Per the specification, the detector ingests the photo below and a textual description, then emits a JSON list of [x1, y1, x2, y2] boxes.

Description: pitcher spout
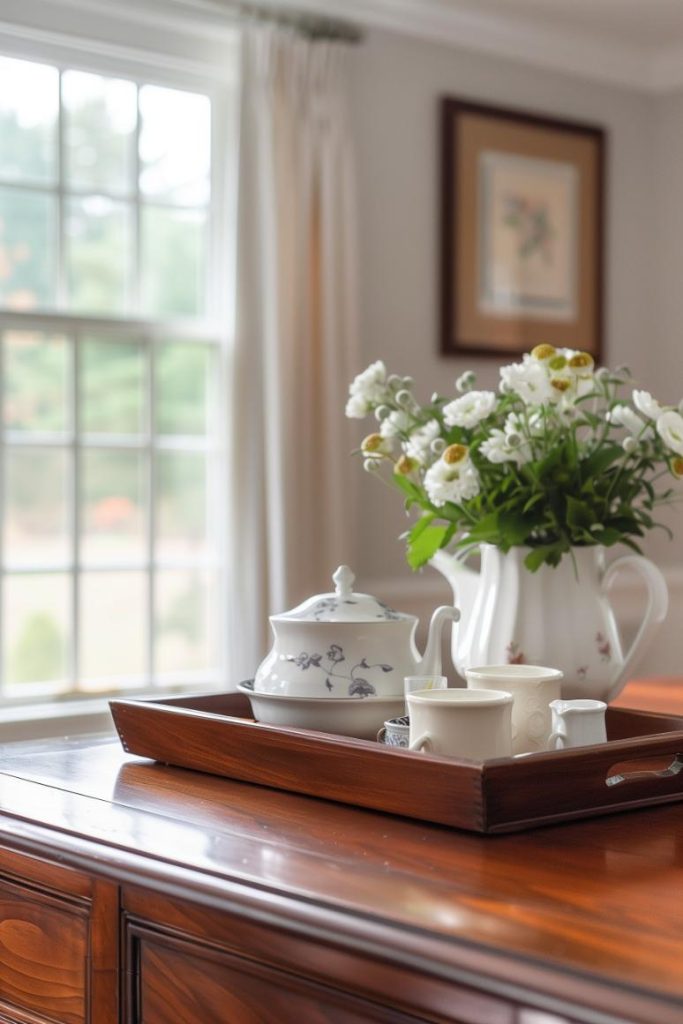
[[430, 549, 479, 636], [417, 604, 460, 677]]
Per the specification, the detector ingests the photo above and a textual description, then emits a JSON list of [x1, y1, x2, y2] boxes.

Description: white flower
[[556, 398, 580, 424], [455, 371, 476, 393], [527, 411, 545, 435], [424, 454, 480, 507], [499, 360, 553, 406], [633, 389, 664, 421], [607, 404, 649, 437], [361, 433, 393, 458], [622, 436, 638, 455], [504, 411, 530, 437], [480, 429, 531, 467], [379, 409, 411, 439], [404, 419, 441, 465], [657, 410, 683, 455], [345, 360, 388, 418], [443, 390, 496, 429], [346, 393, 370, 418]]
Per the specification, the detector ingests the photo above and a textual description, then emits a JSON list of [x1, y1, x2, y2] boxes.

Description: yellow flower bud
[[549, 355, 567, 371], [672, 457, 683, 478], [361, 433, 384, 453], [443, 443, 468, 465], [568, 351, 594, 370], [395, 454, 416, 476], [531, 344, 556, 361], [550, 378, 571, 392]]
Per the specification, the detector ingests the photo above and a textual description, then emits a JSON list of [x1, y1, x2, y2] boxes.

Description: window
[[0, 49, 229, 705]]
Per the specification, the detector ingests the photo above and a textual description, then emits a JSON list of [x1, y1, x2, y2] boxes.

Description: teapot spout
[[417, 605, 460, 677]]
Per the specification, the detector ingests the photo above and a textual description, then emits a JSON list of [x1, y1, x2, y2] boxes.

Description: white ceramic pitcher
[[549, 699, 607, 749], [431, 545, 668, 703]]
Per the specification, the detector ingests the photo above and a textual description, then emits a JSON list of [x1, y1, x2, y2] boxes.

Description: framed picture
[[440, 98, 605, 359]]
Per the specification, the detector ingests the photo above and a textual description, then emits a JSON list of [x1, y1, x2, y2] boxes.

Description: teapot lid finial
[[333, 565, 355, 600]]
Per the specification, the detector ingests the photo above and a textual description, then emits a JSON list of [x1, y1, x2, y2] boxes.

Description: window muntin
[[0, 50, 225, 704], [0, 54, 212, 319]]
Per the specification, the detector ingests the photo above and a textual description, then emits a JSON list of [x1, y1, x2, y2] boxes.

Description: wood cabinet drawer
[[0, 877, 88, 1024], [131, 929, 428, 1024]]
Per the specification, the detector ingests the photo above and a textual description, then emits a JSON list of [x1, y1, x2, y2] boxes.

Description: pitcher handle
[[602, 555, 668, 702], [548, 729, 566, 750]]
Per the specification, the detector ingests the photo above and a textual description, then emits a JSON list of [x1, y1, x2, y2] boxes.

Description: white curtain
[[227, 26, 360, 680]]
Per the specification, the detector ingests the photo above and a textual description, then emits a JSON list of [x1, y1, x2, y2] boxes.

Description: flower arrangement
[[346, 345, 683, 572]]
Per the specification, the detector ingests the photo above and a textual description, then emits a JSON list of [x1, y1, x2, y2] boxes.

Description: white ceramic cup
[[549, 699, 607, 749], [403, 674, 447, 713], [406, 688, 513, 761], [466, 664, 564, 755]]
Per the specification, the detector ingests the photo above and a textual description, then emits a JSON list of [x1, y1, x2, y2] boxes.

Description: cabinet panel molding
[[0, 877, 88, 1024], [127, 925, 432, 1024]]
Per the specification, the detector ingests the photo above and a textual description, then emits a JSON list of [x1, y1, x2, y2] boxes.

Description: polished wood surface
[[110, 693, 683, 833], [0, 877, 87, 1023], [133, 927, 426, 1023], [0, 849, 118, 1024], [0, 678, 680, 1024]]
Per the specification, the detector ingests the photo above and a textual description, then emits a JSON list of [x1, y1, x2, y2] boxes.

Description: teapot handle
[[601, 555, 668, 702]]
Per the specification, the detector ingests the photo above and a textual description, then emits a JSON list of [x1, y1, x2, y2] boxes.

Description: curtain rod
[[228, 0, 364, 42]]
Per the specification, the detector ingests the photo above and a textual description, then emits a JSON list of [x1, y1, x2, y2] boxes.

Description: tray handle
[[606, 752, 683, 788]]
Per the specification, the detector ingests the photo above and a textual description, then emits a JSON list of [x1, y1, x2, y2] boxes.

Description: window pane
[[139, 85, 210, 204], [3, 331, 70, 433], [65, 195, 131, 313], [63, 70, 136, 195], [0, 57, 58, 185], [157, 452, 207, 559], [81, 337, 145, 435], [79, 571, 146, 685], [156, 570, 215, 675], [4, 574, 70, 686], [141, 205, 205, 317], [156, 343, 211, 435], [81, 450, 146, 563], [4, 448, 70, 566], [0, 187, 57, 309]]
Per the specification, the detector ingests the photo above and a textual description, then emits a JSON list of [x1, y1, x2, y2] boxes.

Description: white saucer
[[237, 683, 404, 739]]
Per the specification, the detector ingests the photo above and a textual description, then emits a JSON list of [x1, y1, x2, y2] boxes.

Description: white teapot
[[254, 566, 459, 699]]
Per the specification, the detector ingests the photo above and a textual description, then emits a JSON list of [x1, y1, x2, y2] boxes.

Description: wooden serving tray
[[109, 692, 683, 834]]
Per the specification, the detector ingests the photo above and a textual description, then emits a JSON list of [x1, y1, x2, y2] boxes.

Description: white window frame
[[0, 2, 238, 734]]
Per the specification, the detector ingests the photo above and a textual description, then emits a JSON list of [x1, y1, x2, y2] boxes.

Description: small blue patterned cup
[[377, 714, 410, 747]]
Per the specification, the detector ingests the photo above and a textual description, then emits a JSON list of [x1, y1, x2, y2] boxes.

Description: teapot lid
[[276, 566, 413, 623]]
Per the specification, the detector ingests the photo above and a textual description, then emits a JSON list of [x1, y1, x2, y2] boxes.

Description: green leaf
[[524, 544, 564, 571], [589, 526, 622, 547], [392, 474, 422, 502], [407, 514, 435, 543], [580, 444, 623, 480], [459, 512, 500, 544], [566, 496, 594, 531], [498, 511, 536, 545], [407, 523, 452, 570]]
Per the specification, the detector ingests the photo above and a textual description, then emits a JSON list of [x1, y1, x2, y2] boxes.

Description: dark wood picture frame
[[440, 97, 606, 360]]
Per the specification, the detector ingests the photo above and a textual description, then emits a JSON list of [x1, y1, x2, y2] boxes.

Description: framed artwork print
[[440, 98, 605, 359]]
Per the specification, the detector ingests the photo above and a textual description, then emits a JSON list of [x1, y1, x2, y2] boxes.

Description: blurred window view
[[0, 55, 222, 702]]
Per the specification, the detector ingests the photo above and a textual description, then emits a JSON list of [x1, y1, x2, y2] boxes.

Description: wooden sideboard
[[0, 679, 681, 1024]]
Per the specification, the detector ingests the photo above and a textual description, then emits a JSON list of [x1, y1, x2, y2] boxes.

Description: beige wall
[[345, 28, 682, 672]]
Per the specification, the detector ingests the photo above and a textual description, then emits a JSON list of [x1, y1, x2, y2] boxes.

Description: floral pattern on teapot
[[307, 597, 401, 622], [286, 643, 393, 698]]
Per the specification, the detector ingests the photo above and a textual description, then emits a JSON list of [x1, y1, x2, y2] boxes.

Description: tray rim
[[109, 692, 683, 834], [109, 691, 683, 769]]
